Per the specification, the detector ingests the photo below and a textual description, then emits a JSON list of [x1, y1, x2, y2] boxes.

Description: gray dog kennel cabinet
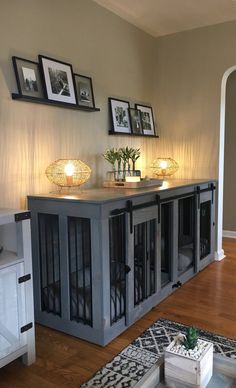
[[28, 179, 216, 346]]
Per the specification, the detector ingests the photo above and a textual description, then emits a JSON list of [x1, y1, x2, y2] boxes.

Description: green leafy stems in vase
[[102, 148, 119, 173], [102, 146, 141, 181]]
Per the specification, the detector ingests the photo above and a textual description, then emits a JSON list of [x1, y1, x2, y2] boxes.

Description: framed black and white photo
[[74, 74, 95, 108], [39, 55, 76, 104], [129, 108, 143, 134], [109, 98, 131, 134], [12, 56, 44, 98], [135, 104, 155, 136]]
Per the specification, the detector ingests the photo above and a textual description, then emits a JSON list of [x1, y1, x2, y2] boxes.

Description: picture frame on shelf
[[74, 74, 95, 109], [12, 56, 44, 98], [135, 104, 156, 136], [129, 108, 143, 135], [109, 98, 131, 134], [38, 55, 76, 104]]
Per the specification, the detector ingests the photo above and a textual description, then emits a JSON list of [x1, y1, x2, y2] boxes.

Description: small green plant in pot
[[183, 326, 199, 350], [165, 325, 213, 387]]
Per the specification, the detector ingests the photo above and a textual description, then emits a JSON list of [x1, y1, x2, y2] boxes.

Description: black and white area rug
[[81, 318, 236, 387]]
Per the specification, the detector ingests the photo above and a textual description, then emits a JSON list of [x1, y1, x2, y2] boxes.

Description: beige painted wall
[[154, 20, 236, 180], [2, 2, 236, 212], [223, 71, 236, 231], [0, 0, 158, 209]]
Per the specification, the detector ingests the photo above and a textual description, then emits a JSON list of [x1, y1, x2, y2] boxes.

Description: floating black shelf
[[11, 93, 100, 112], [108, 131, 159, 138]]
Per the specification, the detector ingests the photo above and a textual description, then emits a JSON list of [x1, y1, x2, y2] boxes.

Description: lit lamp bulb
[[160, 160, 168, 177], [64, 162, 75, 186]]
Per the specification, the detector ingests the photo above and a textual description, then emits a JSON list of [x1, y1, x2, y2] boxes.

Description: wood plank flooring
[[1, 238, 236, 387]]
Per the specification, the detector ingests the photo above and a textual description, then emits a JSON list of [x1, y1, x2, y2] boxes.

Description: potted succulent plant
[[164, 326, 213, 388]]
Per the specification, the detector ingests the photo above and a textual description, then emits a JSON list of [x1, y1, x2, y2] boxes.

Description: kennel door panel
[[109, 213, 127, 326], [160, 201, 174, 289], [126, 205, 159, 325], [198, 190, 215, 271], [177, 195, 196, 277]]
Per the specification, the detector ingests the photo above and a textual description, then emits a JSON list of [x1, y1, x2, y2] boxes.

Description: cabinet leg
[[22, 348, 36, 366], [22, 333, 36, 365]]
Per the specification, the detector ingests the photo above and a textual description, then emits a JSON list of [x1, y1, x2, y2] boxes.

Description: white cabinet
[[0, 209, 35, 368]]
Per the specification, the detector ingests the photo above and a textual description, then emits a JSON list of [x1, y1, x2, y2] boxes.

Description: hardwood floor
[[1, 238, 236, 387]]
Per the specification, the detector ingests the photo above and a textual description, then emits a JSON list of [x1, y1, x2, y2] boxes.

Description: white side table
[[0, 209, 35, 367]]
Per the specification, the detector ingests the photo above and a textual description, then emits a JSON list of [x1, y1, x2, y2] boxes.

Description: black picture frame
[[12, 56, 44, 98], [129, 108, 143, 134], [135, 104, 156, 136], [109, 97, 131, 134], [74, 74, 95, 108], [38, 55, 77, 105]]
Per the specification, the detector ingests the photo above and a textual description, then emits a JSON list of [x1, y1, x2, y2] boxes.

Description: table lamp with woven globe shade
[[151, 157, 179, 179], [45, 159, 91, 189]]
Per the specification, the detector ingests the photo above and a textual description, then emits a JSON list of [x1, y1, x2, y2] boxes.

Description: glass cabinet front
[[0, 264, 25, 359]]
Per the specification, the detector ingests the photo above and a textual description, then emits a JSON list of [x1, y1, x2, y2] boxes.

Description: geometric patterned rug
[[81, 318, 236, 387]]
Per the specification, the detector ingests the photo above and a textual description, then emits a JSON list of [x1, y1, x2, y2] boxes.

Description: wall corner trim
[[214, 249, 225, 261], [222, 230, 236, 238]]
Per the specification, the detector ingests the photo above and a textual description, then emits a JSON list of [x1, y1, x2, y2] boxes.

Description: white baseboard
[[223, 230, 236, 238], [215, 249, 225, 261]]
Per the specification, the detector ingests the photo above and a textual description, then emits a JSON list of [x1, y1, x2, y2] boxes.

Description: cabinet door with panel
[[0, 210, 35, 367], [197, 190, 215, 271], [109, 213, 127, 327], [126, 205, 159, 325], [160, 200, 175, 299], [177, 194, 197, 283], [160, 194, 197, 298], [0, 263, 26, 365]]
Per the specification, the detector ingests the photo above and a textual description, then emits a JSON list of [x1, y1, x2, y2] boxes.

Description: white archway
[[216, 65, 236, 260]]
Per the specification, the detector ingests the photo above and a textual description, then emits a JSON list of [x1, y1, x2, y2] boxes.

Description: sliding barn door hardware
[[110, 183, 216, 217]]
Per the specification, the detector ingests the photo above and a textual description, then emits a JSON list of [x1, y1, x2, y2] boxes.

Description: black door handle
[[172, 281, 182, 289], [125, 265, 131, 274]]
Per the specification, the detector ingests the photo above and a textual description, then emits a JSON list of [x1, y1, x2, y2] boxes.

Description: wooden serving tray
[[103, 179, 163, 189]]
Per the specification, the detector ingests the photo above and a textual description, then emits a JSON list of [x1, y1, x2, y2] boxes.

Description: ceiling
[[93, 0, 236, 37]]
